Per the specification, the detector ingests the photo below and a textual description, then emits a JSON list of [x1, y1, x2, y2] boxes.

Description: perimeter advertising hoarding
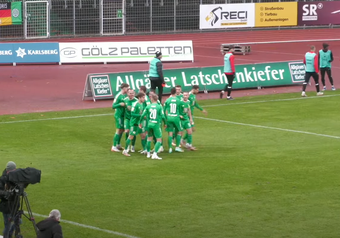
[[298, 1, 340, 25], [59, 41, 194, 63], [84, 61, 305, 101], [200, 3, 255, 29], [255, 2, 298, 27], [0, 42, 60, 64]]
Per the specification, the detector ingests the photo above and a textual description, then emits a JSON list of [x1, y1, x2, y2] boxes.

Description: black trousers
[[304, 72, 319, 84], [302, 72, 320, 92], [150, 79, 164, 102], [223, 74, 235, 96], [320, 67, 334, 86]]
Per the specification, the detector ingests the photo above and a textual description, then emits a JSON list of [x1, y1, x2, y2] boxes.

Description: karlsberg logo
[[60, 47, 77, 58], [15, 47, 59, 58], [205, 7, 222, 26], [16, 47, 26, 58]]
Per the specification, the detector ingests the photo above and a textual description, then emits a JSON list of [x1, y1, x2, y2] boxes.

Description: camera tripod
[[7, 185, 38, 238]]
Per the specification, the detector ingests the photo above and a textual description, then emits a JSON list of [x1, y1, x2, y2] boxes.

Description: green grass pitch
[[1, 91, 340, 238]]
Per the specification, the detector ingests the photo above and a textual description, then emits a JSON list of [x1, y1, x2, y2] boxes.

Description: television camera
[[0, 167, 41, 238]]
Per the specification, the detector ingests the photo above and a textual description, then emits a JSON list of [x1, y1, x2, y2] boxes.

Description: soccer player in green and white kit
[[181, 85, 208, 148], [179, 92, 196, 150], [164, 87, 184, 153], [188, 85, 208, 130], [139, 93, 166, 160], [122, 89, 138, 152], [111, 83, 129, 152], [122, 92, 146, 157], [170, 85, 183, 147]]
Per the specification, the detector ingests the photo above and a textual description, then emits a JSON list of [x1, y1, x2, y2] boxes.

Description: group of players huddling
[[110, 84, 207, 160]]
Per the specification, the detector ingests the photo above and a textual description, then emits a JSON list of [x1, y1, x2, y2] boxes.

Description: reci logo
[[255, 2, 297, 27], [200, 3, 255, 29], [298, 1, 340, 25]]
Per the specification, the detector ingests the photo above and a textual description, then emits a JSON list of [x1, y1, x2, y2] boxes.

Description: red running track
[[1, 28, 340, 115]]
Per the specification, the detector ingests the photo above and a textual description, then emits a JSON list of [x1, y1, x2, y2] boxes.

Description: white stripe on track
[[204, 93, 340, 108], [195, 117, 340, 139], [1, 94, 340, 125], [32, 212, 142, 238]]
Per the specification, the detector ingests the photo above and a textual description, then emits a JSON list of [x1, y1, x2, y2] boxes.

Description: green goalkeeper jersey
[[112, 92, 127, 117], [164, 96, 183, 119], [123, 97, 138, 120], [140, 103, 165, 127], [179, 99, 191, 120], [188, 92, 203, 115], [130, 101, 144, 126]]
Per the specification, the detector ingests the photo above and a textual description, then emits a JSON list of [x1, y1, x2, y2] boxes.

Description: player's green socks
[[113, 133, 120, 146], [187, 134, 192, 145], [176, 134, 181, 147], [125, 133, 129, 141], [125, 138, 131, 150], [168, 136, 173, 149], [117, 133, 123, 144], [146, 140, 151, 152], [155, 141, 161, 153], [182, 132, 188, 141], [132, 136, 136, 146], [141, 138, 146, 150]]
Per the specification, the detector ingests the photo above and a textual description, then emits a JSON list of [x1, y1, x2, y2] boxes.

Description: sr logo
[[60, 47, 77, 58]]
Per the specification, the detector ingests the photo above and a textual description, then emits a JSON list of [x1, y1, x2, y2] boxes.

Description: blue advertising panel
[[0, 42, 60, 64], [13, 43, 60, 63], [0, 43, 14, 63]]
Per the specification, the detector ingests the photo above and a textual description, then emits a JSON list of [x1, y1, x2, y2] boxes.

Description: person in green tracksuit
[[319, 43, 335, 91], [111, 83, 129, 152]]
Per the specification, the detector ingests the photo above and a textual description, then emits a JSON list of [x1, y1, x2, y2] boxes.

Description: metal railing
[[0, 0, 339, 40]]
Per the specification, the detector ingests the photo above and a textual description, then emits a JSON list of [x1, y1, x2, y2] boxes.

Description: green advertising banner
[[83, 61, 305, 101]]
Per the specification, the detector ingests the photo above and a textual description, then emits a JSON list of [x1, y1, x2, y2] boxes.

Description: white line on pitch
[[195, 117, 340, 139], [1, 94, 340, 125], [32, 213, 141, 238]]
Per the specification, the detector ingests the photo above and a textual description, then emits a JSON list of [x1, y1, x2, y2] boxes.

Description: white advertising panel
[[200, 4, 255, 29], [59, 41, 194, 63]]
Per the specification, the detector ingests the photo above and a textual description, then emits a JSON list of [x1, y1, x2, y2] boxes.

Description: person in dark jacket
[[36, 209, 63, 238], [148, 51, 165, 103], [1, 161, 17, 238]]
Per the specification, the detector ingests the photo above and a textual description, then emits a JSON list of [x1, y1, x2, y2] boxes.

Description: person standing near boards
[[301, 45, 323, 97], [319, 43, 335, 91], [220, 46, 235, 100], [149, 51, 165, 103]]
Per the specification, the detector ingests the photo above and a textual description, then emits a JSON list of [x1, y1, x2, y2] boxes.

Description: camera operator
[[0, 161, 17, 238], [36, 209, 63, 238]]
